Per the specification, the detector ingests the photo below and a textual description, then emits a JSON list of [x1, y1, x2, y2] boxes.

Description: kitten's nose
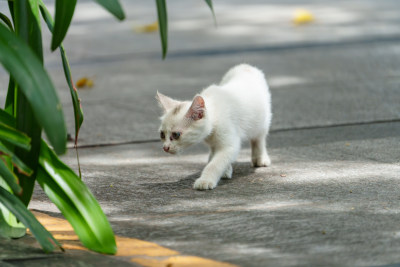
[[163, 146, 170, 152]]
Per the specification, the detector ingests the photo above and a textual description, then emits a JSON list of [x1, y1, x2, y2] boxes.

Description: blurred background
[[42, 0, 400, 60], [0, 0, 399, 146]]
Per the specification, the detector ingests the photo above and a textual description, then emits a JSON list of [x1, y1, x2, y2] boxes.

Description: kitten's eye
[[160, 131, 165, 139], [171, 132, 181, 140]]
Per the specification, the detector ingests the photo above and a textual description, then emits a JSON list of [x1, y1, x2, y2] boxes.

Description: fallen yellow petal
[[293, 9, 315, 25], [76, 77, 94, 89], [134, 21, 159, 33], [76, 77, 88, 88], [86, 79, 94, 87]]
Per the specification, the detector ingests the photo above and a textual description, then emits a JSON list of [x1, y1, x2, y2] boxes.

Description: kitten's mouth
[[163, 149, 177, 155]]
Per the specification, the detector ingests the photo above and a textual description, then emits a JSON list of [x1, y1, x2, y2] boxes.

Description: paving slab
[[28, 121, 400, 267], [53, 41, 400, 146], [1, 0, 400, 146], [0, 236, 137, 267], [38, 0, 400, 63]]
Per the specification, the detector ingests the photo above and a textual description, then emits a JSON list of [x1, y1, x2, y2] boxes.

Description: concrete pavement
[[31, 121, 399, 267]]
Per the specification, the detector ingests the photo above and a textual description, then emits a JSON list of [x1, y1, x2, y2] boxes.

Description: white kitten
[[156, 64, 272, 190]]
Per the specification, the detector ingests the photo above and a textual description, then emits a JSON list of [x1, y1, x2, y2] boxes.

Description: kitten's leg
[[251, 133, 271, 167], [208, 146, 215, 163], [222, 164, 233, 179], [194, 139, 240, 190], [208, 147, 232, 179], [209, 146, 232, 178]]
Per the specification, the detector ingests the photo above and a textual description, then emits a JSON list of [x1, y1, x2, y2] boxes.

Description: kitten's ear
[[185, 95, 205, 121], [156, 91, 180, 112]]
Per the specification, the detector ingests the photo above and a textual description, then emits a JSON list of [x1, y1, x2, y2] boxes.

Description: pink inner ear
[[186, 96, 205, 120]]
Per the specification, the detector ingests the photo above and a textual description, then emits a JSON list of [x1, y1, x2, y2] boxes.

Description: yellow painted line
[[132, 256, 235, 267], [30, 211, 237, 267]]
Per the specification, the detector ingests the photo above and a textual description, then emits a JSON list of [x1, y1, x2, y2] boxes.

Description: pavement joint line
[[62, 34, 400, 66], [165, 35, 400, 58], [67, 139, 160, 149], [29, 211, 237, 267], [270, 118, 400, 133], [3, 256, 54, 262], [67, 118, 400, 150]]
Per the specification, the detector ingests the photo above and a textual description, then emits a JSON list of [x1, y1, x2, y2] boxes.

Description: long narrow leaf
[[155, 0, 168, 59], [13, 0, 45, 207], [27, 0, 41, 27], [51, 0, 77, 51], [39, 3, 84, 146], [0, 122, 31, 151], [0, 142, 32, 176], [37, 167, 100, 245], [38, 141, 116, 254], [14, 0, 43, 59], [4, 75, 16, 118], [7, 2, 14, 27], [0, 178, 25, 238], [0, 158, 22, 195], [0, 12, 13, 31], [0, 23, 67, 154], [59, 46, 83, 145], [0, 213, 25, 238], [4, 77, 15, 117], [93, 0, 125, 20], [0, 204, 26, 238], [0, 186, 61, 252], [14, 92, 41, 206], [203, 0, 217, 26]]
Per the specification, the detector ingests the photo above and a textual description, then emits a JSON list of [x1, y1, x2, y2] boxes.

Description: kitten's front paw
[[193, 178, 217, 190], [252, 155, 271, 167]]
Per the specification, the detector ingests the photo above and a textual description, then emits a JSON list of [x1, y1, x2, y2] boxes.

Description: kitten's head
[[156, 91, 210, 154]]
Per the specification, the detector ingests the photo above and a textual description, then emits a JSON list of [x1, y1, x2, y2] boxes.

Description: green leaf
[[59, 45, 83, 145], [0, 158, 22, 195], [0, 208, 26, 238], [37, 141, 116, 254], [0, 186, 61, 252], [4, 76, 16, 116], [0, 12, 13, 31], [7, 1, 15, 27], [39, 2, 83, 178], [0, 178, 25, 239], [93, 0, 125, 20], [0, 122, 31, 151], [203, 0, 217, 26], [0, 23, 67, 154], [0, 109, 16, 128], [14, 0, 43, 59], [14, 92, 41, 207], [0, 142, 32, 176], [51, 0, 77, 51], [39, 3, 84, 146], [13, 0, 44, 207], [155, 0, 168, 59], [27, 0, 41, 27]]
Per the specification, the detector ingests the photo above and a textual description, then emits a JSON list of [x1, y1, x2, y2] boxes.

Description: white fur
[[156, 64, 272, 190]]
